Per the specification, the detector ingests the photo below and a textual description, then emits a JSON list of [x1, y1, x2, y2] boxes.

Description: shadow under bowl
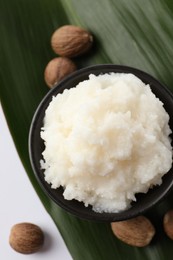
[[29, 64, 173, 222]]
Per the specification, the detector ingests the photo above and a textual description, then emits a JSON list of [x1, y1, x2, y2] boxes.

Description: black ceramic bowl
[[29, 65, 173, 222]]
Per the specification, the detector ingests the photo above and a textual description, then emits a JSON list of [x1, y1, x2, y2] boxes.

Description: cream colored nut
[[44, 57, 76, 88], [163, 210, 173, 239], [9, 222, 44, 254], [51, 25, 93, 58], [111, 216, 155, 247]]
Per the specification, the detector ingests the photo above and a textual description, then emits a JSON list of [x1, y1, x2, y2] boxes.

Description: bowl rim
[[28, 64, 173, 222]]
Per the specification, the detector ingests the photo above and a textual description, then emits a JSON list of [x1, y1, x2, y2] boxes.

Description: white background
[[0, 104, 72, 260]]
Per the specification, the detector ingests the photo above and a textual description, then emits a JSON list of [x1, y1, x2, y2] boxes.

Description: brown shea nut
[[111, 216, 155, 247], [9, 222, 44, 254], [163, 210, 173, 239], [51, 25, 93, 58], [44, 57, 76, 88]]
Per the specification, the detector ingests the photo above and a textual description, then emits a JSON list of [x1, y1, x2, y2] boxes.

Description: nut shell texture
[[111, 216, 155, 247], [44, 57, 76, 88], [51, 25, 93, 58], [9, 223, 44, 254], [163, 210, 173, 240]]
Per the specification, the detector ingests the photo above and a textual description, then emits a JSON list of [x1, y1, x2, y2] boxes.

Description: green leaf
[[1, 0, 173, 259]]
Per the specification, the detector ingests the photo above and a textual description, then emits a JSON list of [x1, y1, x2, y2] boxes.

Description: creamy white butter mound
[[41, 73, 172, 213]]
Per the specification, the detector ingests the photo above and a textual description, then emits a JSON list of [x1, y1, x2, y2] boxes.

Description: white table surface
[[0, 104, 72, 260]]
